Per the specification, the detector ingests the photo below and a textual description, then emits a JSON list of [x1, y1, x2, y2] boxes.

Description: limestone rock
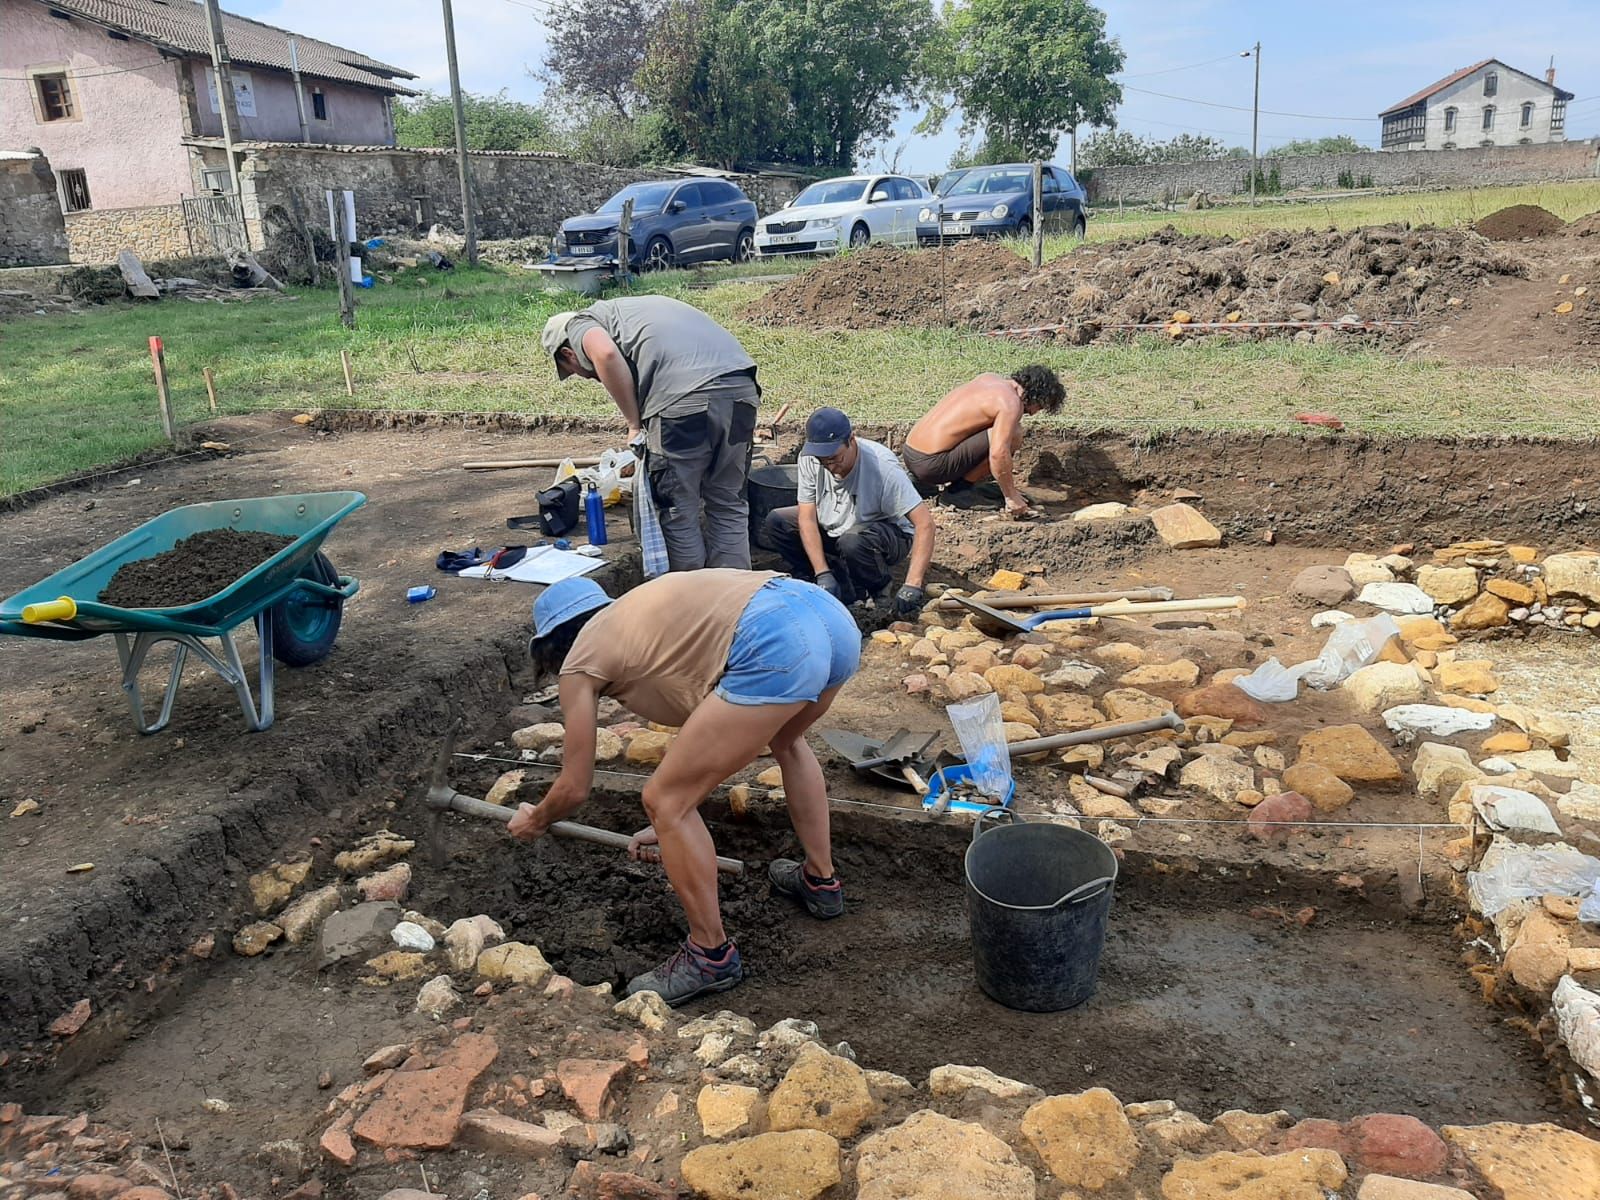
[[1021, 1089, 1138, 1190], [363, 950, 427, 980], [458, 1109, 561, 1158], [680, 1130, 841, 1200], [855, 1110, 1034, 1200], [233, 921, 283, 956], [1441, 1121, 1600, 1200], [1356, 1179, 1474, 1200], [1093, 642, 1146, 669], [415, 975, 460, 1018], [766, 1043, 875, 1139], [1179, 754, 1256, 802], [1503, 911, 1571, 992], [477, 942, 552, 987], [984, 664, 1044, 695], [1072, 501, 1130, 521], [1003, 721, 1038, 744], [248, 860, 313, 914], [1450, 591, 1512, 631], [1383, 704, 1495, 738], [1412, 743, 1477, 803], [1436, 660, 1498, 695], [512, 722, 565, 752], [1557, 781, 1600, 822], [1295, 724, 1404, 785], [356, 862, 411, 904], [1030, 692, 1102, 733], [1417, 565, 1478, 606], [1214, 1109, 1291, 1147], [1291, 565, 1355, 606], [444, 918, 486, 973], [1000, 701, 1040, 727], [593, 727, 624, 762], [697, 1084, 760, 1139], [945, 671, 993, 701], [1280, 762, 1354, 811], [484, 769, 525, 806], [1342, 662, 1427, 713], [1101, 688, 1171, 722], [613, 989, 671, 1032], [1123, 744, 1183, 776], [1345, 554, 1395, 587], [1177, 683, 1269, 726], [1150, 502, 1221, 549], [1486, 578, 1535, 605], [625, 731, 672, 764], [334, 832, 414, 874], [1160, 1149, 1346, 1200], [681, 1010, 758, 1041], [1121, 659, 1201, 688], [1043, 661, 1104, 688], [279, 884, 343, 944], [928, 1063, 1036, 1100], [1358, 582, 1434, 615], [1147, 1111, 1211, 1152], [1481, 730, 1532, 754], [1542, 552, 1600, 604]]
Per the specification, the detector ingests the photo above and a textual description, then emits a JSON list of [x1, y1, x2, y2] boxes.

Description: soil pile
[[1565, 210, 1600, 238], [1476, 204, 1566, 240], [99, 528, 293, 608], [745, 224, 1527, 339], [741, 240, 1022, 329]]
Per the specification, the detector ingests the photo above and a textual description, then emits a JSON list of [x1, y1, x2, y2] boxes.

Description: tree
[[543, 96, 677, 166], [1080, 130, 1243, 167], [925, 0, 1123, 161], [542, 0, 663, 118], [393, 90, 552, 151], [756, 0, 936, 169], [1271, 135, 1365, 157]]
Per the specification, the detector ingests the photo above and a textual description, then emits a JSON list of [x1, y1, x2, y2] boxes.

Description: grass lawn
[[5, 176, 1600, 495]]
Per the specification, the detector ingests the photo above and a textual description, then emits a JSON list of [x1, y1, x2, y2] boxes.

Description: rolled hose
[[22, 596, 77, 624]]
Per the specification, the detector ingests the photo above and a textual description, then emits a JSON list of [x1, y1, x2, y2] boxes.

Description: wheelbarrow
[[0, 492, 366, 734]]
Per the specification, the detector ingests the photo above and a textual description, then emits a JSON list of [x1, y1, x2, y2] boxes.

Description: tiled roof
[[1380, 58, 1575, 115], [34, 0, 417, 94]]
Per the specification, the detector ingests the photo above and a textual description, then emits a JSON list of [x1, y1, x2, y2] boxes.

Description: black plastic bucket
[[747, 461, 799, 550], [965, 810, 1118, 1012]]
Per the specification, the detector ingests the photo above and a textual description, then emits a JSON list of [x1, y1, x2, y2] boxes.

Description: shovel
[[817, 728, 938, 795], [953, 594, 1245, 637]]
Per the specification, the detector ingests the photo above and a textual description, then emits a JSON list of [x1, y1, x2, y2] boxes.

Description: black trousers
[[762, 506, 911, 603]]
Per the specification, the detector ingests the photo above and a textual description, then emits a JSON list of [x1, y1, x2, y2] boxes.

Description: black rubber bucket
[[747, 461, 799, 550], [965, 810, 1118, 1012]]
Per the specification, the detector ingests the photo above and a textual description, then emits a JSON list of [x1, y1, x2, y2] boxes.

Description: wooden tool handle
[[901, 765, 930, 796], [1089, 596, 1245, 617]]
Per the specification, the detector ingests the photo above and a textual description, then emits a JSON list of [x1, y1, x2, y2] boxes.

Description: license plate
[[941, 222, 972, 235], [768, 233, 800, 244], [570, 245, 595, 255]]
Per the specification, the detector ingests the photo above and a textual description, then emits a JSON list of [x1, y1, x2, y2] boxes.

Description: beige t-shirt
[[561, 569, 779, 726]]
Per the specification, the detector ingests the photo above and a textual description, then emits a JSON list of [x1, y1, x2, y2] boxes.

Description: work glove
[[813, 570, 842, 599], [893, 584, 927, 618]]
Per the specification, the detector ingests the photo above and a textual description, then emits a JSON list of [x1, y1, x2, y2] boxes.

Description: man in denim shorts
[[508, 569, 861, 1005]]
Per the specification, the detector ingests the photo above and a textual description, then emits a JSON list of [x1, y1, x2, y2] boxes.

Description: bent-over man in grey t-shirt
[[761, 407, 936, 616], [542, 295, 760, 571]]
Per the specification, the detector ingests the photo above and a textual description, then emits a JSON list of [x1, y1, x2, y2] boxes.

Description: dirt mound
[[741, 240, 1024, 329], [746, 224, 1527, 340], [1564, 210, 1600, 238], [1476, 204, 1566, 240], [99, 528, 292, 608]]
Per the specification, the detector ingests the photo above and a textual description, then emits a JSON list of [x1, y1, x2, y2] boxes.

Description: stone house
[[1380, 58, 1575, 151], [0, 0, 414, 229]]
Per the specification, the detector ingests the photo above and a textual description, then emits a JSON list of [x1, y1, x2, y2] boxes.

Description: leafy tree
[[393, 90, 553, 151], [542, 96, 677, 166], [541, 0, 663, 118], [1271, 134, 1364, 157], [924, 0, 1123, 160], [1080, 130, 1243, 167], [756, 0, 935, 168]]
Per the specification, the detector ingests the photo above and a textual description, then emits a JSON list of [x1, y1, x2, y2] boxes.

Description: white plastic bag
[[1468, 840, 1600, 917], [588, 448, 637, 506], [946, 693, 1013, 800], [1234, 657, 1299, 702], [1296, 613, 1401, 690]]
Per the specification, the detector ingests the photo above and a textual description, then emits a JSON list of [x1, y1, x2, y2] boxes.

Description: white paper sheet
[[456, 546, 604, 585]]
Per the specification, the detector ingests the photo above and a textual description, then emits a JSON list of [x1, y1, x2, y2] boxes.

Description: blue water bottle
[[585, 482, 607, 547]]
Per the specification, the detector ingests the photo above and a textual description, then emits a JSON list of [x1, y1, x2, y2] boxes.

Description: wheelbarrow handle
[[22, 596, 77, 624]]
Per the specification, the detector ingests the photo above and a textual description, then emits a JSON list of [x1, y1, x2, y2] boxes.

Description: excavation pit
[[412, 798, 1565, 1127]]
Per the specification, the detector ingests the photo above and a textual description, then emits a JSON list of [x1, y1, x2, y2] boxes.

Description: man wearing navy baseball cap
[[761, 407, 935, 617]]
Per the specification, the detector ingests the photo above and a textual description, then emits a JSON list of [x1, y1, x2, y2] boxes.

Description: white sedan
[[754, 174, 933, 257]]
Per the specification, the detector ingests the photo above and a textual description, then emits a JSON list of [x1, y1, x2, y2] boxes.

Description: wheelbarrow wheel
[[270, 553, 344, 667]]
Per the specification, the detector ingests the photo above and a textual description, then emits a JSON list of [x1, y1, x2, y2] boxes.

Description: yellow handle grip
[[22, 596, 77, 624]]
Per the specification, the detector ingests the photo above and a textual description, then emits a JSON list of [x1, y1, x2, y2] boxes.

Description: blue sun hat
[[533, 576, 613, 639]]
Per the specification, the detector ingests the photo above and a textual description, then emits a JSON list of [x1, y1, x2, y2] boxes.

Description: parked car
[[754, 174, 932, 256], [552, 179, 758, 271], [915, 163, 1087, 244]]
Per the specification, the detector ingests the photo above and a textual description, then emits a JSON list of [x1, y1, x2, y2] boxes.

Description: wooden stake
[[340, 349, 355, 396], [203, 367, 218, 413], [463, 456, 602, 471], [1030, 161, 1044, 268], [148, 336, 175, 443]]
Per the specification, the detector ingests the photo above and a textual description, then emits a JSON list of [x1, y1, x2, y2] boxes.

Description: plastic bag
[[1296, 613, 1401, 690], [1467, 840, 1600, 917], [1581, 885, 1600, 925], [946, 693, 1012, 801], [1234, 657, 1299, 702], [587, 448, 638, 506]]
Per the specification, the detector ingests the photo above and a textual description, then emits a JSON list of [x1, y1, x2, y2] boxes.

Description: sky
[[231, 0, 1600, 173]]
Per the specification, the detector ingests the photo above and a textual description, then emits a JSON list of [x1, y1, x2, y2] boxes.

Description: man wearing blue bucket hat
[[507, 569, 861, 1005]]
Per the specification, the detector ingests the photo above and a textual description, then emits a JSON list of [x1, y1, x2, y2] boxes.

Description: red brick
[[0, 1103, 20, 1124], [457, 1110, 562, 1158], [1350, 1113, 1447, 1178], [48, 1000, 92, 1038], [557, 1059, 628, 1121], [566, 1162, 603, 1199], [319, 1115, 358, 1166], [1278, 1118, 1352, 1158]]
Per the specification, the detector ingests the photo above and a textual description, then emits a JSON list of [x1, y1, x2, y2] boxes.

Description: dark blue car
[[916, 163, 1088, 244], [552, 179, 759, 271]]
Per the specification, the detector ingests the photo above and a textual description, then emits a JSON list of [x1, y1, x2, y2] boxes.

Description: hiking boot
[[769, 858, 845, 920], [937, 479, 1005, 510], [624, 940, 743, 1007]]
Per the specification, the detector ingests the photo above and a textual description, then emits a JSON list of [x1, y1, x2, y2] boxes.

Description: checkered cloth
[[635, 460, 669, 579]]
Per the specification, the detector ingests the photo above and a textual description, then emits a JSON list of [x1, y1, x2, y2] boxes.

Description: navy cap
[[801, 407, 853, 458]]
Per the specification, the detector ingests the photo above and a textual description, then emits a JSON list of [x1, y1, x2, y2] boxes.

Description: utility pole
[[201, 0, 244, 204], [439, 0, 479, 264], [1247, 41, 1261, 206], [288, 37, 311, 143]]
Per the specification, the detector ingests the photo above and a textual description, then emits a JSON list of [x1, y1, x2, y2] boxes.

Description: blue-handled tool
[[953, 593, 1245, 637]]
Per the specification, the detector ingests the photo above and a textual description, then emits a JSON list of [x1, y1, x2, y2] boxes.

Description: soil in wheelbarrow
[[98, 528, 293, 609]]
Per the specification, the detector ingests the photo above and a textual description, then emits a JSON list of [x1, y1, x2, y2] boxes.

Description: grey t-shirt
[[798, 437, 922, 537], [565, 295, 758, 421]]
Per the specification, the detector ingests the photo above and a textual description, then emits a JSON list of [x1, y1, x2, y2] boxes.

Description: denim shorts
[[716, 577, 861, 707]]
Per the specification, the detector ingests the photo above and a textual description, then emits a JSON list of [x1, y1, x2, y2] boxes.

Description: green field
[[4, 178, 1599, 496]]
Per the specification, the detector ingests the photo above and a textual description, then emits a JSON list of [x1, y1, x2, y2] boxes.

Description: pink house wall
[[0, 0, 192, 210], [185, 61, 394, 146]]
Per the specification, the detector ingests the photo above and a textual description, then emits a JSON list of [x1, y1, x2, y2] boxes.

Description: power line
[[0, 58, 169, 81], [1121, 82, 1381, 122], [1118, 53, 1246, 80]]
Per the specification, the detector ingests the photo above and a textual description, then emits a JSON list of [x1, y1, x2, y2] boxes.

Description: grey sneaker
[[769, 859, 845, 920], [624, 940, 743, 1007]]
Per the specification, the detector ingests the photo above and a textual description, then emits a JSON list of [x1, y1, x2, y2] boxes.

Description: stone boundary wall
[[64, 203, 191, 264], [1084, 138, 1600, 204], [0, 153, 69, 267], [237, 145, 807, 242]]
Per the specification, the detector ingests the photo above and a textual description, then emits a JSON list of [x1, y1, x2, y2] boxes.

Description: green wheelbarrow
[[0, 491, 366, 734]]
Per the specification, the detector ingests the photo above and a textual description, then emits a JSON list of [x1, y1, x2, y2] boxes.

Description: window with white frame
[[1552, 100, 1567, 132], [1521, 102, 1534, 128]]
